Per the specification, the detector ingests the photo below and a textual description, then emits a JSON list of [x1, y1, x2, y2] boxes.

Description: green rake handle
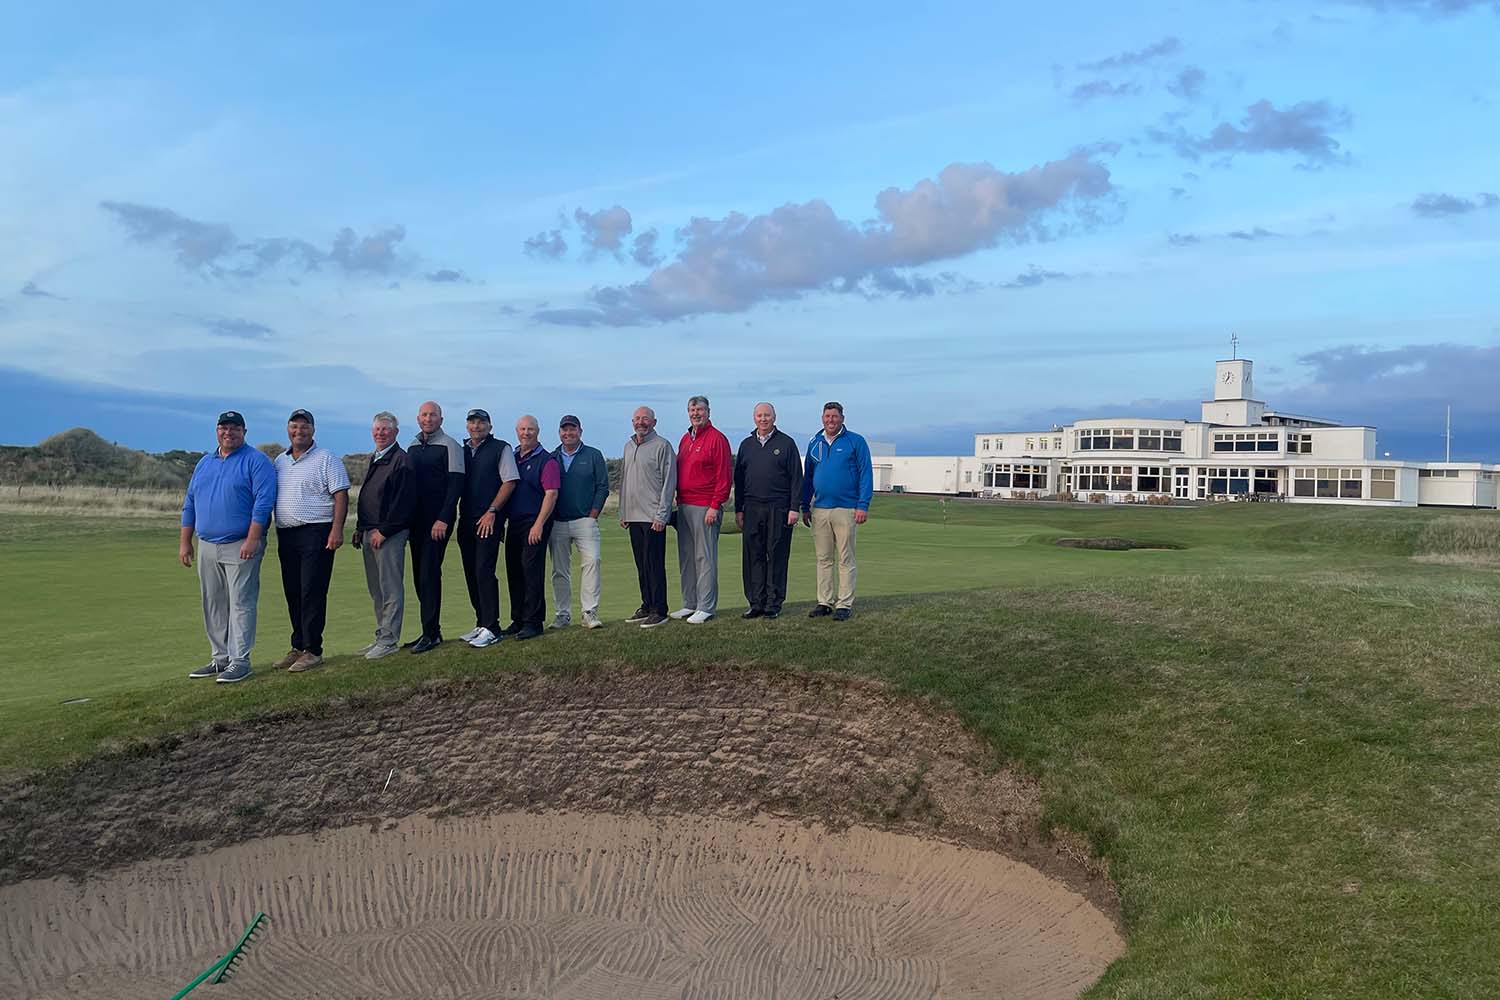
[[168, 911, 269, 999]]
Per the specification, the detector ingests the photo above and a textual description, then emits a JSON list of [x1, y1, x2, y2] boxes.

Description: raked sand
[[4, 810, 1123, 999]]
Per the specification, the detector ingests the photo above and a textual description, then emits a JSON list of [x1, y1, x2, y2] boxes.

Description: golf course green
[[2, 495, 1498, 998]]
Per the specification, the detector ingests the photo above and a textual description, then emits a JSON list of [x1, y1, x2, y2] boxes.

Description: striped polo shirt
[[273, 443, 351, 527]]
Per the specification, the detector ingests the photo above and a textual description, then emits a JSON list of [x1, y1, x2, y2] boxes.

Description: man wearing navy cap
[[180, 410, 278, 683], [456, 408, 519, 648], [270, 409, 350, 673]]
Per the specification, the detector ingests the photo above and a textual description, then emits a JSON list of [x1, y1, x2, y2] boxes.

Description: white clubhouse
[[875, 353, 1498, 508]]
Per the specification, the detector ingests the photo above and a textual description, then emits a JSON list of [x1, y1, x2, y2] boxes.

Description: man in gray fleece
[[619, 405, 677, 628]]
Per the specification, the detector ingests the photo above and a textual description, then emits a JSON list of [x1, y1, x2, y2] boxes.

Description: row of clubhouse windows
[[976, 464, 1401, 501], [1073, 428, 1185, 452], [981, 436, 1065, 452]]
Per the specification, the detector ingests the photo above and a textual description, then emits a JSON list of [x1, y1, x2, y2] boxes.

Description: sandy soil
[[0, 666, 1124, 998]]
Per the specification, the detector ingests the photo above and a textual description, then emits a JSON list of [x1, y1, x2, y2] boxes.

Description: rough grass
[[3, 496, 1499, 998]]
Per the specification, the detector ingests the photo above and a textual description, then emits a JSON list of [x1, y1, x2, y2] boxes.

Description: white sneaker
[[457, 626, 484, 643], [364, 643, 399, 660], [687, 610, 714, 624], [468, 627, 499, 648], [549, 616, 571, 630], [669, 608, 695, 620], [581, 610, 604, 629]]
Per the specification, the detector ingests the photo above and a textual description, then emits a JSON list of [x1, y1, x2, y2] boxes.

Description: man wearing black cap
[[180, 410, 278, 683], [456, 408, 519, 648], [270, 409, 350, 673], [406, 401, 466, 653], [548, 414, 609, 629]]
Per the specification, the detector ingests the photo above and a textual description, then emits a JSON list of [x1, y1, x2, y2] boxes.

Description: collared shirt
[[373, 442, 397, 462], [273, 443, 351, 527], [559, 442, 582, 473], [756, 429, 774, 445], [182, 443, 278, 543]]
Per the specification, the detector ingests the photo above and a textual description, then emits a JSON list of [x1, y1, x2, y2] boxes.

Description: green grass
[[3, 496, 1499, 998]]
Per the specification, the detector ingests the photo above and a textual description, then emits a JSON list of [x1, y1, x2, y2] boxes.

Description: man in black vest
[[457, 408, 519, 648], [734, 402, 802, 619], [406, 401, 466, 653], [501, 414, 561, 641]]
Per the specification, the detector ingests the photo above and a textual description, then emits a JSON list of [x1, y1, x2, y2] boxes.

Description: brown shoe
[[287, 652, 323, 673], [273, 649, 304, 670]]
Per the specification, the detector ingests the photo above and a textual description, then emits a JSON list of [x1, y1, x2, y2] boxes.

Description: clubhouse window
[[1287, 433, 1312, 454], [1137, 466, 1165, 492], [1111, 465, 1133, 491], [1213, 431, 1279, 453], [1054, 437, 1064, 450], [1077, 464, 1109, 491], [1253, 468, 1279, 494], [1112, 428, 1134, 450], [1371, 467, 1396, 500], [1419, 469, 1459, 478], [1205, 466, 1251, 495], [981, 439, 990, 452], [1293, 467, 1315, 497], [1163, 431, 1184, 452], [1138, 430, 1163, 450]]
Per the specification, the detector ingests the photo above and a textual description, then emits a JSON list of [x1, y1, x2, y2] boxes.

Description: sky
[[2, 0, 1498, 460]]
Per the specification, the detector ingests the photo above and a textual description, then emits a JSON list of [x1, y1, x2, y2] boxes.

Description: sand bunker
[[0, 667, 1124, 998]]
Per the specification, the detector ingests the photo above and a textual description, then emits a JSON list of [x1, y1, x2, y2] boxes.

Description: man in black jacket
[[457, 408, 518, 648], [734, 402, 802, 619], [406, 401, 466, 653], [353, 411, 415, 658]]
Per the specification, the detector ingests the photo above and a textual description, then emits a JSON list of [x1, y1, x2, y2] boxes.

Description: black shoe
[[624, 606, 650, 623], [808, 604, 833, 618], [832, 608, 852, 622], [742, 607, 764, 619], [497, 622, 522, 637], [410, 634, 442, 654], [513, 624, 543, 641], [764, 608, 781, 620], [401, 637, 421, 648]]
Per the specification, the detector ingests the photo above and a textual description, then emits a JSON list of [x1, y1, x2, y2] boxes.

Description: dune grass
[[2, 496, 1498, 998]]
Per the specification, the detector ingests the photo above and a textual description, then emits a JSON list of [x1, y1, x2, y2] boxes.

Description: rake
[[168, 911, 269, 999]]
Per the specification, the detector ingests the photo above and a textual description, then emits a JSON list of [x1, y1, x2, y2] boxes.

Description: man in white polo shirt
[[271, 408, 351, 672]]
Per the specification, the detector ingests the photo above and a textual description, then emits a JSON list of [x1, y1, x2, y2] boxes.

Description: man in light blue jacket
[[800, 401, 873, 621]]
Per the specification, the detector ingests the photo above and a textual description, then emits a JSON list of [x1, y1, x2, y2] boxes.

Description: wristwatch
[[486, 506, 498, 514]]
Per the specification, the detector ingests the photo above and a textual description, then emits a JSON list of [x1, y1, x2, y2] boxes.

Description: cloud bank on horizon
[[1, 0, 1498, 457]]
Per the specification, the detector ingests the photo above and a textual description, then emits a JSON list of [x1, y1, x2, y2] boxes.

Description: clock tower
[[1202, 357, 1265, 426]]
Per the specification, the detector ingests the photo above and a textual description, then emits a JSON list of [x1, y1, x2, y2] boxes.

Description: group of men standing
[[178, 397, 873, 682]]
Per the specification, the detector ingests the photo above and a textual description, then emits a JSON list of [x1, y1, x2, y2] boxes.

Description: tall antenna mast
[[1445, 405, 1452, 463], [1230, 332, 1239, 360]]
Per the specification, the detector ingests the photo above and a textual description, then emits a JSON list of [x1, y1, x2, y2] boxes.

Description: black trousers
[[504, 514, 553, 629], [628, 521, 668, 615], [409, 521, 452, 639], [741, 501, 794, 612], [276, 521, 337, 655], [457, 518, 503, 634]]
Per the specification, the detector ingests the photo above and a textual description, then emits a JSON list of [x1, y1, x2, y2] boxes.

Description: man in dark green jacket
[[548, 414, 610, 629]]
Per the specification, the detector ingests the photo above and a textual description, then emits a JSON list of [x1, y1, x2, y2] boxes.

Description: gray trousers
[[197, 538, 265, 669], [675, 504, 721, 615], [362, 529, 409, 645]]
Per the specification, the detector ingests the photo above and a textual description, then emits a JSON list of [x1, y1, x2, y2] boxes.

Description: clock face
[[1222, 370, 1235, 382]]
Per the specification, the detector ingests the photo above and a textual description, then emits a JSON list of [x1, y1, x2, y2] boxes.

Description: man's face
[[371, 421, 397, 450], [753, 405, 775, 434], [466, 417, 491, 443], [688, 400, 709, 429], [217, 423, 246, 452], [287, 419, 314, 450], [417, 403, 442, 435], [822, 407, 844, 436], [515, 419, 539, 450], [559, 424, 581, 449], [632, 408, 655, 438]]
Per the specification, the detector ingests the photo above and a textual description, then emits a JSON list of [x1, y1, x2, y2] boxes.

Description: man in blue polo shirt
[[800, 401, 873, 621], [180, 410, 278, 682]]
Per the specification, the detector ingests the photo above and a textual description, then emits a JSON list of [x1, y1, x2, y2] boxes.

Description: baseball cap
[[466, 408, 491, 422], [288, 408, 315, 425], [559, 414, 581, 428], [217, 410, 246, 427]]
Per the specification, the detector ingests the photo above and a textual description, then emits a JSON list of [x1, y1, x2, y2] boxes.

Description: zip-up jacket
[[554, 443, 609, 521], [676, 421, 732, 509], [357, 445, 416, 535], [734, 429, 802, 509], [620, 430, 676, 524], [408, 428, 466, 526], [801, 426, 873, 512]]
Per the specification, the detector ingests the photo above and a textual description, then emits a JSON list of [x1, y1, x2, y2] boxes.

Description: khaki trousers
[[810, 507, 858, 609]]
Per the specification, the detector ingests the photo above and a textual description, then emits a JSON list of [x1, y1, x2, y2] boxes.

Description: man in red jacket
[[672, 394, 733, 624]]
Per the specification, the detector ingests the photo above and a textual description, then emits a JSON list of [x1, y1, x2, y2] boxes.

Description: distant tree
[[258, 442, 286, 460]]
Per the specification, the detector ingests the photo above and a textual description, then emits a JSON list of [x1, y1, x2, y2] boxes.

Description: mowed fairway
[[3, 496, 1500, 998]]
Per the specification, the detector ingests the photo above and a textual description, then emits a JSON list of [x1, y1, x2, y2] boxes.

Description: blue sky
[[3, 0, 1498, 459]]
